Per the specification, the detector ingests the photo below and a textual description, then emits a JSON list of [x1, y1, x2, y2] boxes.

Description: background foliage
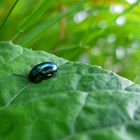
[[0, 0, 140, 83]]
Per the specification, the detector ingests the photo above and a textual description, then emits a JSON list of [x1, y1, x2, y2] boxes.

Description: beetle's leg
[[55, 73, 59, 78]]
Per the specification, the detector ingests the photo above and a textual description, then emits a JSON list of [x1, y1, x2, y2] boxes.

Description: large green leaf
[[0, 41, 140, 140]]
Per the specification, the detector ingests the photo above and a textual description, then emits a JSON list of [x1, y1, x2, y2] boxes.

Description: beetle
[[29, 62, 58, 83], [4, 62, 58, 108]]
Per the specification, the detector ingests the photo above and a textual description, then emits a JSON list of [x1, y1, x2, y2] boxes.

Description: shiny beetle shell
[[28, 62, 57, 83]]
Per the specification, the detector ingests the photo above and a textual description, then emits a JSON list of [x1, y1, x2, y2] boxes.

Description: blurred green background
[[0, 0, 140, 83]]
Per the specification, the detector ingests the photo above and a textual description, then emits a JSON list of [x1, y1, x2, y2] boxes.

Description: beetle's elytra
[[29, 62, 57, 83]]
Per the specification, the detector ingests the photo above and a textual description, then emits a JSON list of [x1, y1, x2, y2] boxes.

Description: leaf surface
[[0, 41, 140, 140]]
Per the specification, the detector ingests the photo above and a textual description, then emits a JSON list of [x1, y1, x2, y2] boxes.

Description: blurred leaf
[[16, 3, 83, 47], [0, 0, 19, 32], [0, 41, 140, 140], [12, 0, 56, 40]]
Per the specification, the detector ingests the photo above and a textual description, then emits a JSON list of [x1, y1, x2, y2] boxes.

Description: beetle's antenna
[[0, 82, 32, 111], [13, 73, 27, 78]]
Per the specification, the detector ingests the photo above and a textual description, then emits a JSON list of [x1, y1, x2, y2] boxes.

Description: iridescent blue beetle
[[6, 62, 58, 107], [29, 62, 58, 83]]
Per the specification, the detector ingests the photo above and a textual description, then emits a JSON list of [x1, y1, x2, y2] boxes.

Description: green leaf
[[0, 41, 140, 140]]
